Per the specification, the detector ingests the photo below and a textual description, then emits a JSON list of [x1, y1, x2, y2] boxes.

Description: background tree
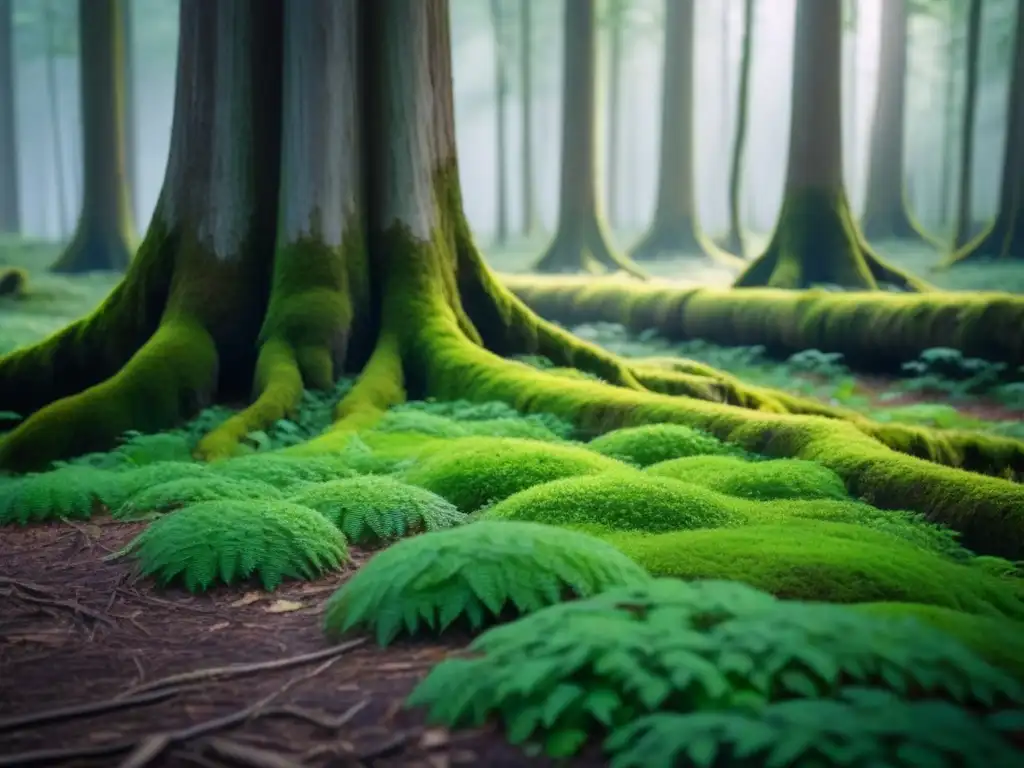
[[489, 0, 509, 246], [952, 0, 984, 249], [0, 0, 18, 234], [734, 0, 927, 291], [722, 0, 754, 258], [534, 0, 641, 276], [43, 0, 69, 237], [518, 0, 536, 237], [120, 0, 137, 229], [50, 0, 133, 273], [604, 0, 626, 228]]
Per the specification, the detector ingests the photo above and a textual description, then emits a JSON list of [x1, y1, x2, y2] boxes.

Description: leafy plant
[[323, 521, 652, 645], [124, 499, 348, 591], [210, 453, 357, 489], [289, 475, 467, 546], [116, 476, 283, 520], [407, 579, 1023, 757], [0, 465, 123, 524]]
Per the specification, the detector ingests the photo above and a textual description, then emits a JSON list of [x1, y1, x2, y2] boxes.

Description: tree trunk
[[533, 0, 642, 276], [519, 0, 536, 237], [734, 0, 928, 291], [3, 0, 1023, 563], [631, 0, 731, 264], [490, 0, 508, 246], [722, 0, 754, 258], [0, 0, 19, 234], [939, 17, 957, 231], [120, 0, 137, 230], [51, 0, 134, 273], [952, 0, 983, 249], [950, 0, 1024, 262], [606, 1, 623, 228], [860, 0, 922, 242], [44, 0, 68, 238]]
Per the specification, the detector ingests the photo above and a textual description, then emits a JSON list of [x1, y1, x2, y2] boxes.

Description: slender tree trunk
[[120, 0, 137, 230], [953, 0, 983, 249], [606, 1, 623, 228], [939, 17, 957, 230], [0, 0, 19, 233], [845, 0, 859, 205], [490, 0, 508, 246], [720, 0, 731, 141], [44, 0, 68, 239], [723, 0, 754, 258], [860, 0, 921, 241], [734, 0, 928, 291], [519, 0, 536, 237], [51, 0, 135, 272], [951, 0, 1024, 262], [534, 0, 641, 276]]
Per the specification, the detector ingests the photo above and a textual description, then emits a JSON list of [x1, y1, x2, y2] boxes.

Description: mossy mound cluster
[[587, 424, 741, 467], [646, 455, 849, 501]]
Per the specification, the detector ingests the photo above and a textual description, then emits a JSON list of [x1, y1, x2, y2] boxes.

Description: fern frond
[[210, 453, 356, 490], [288, 475, 466, 546], [407, 579, 1023, 757], [0, 466, 123, 525], [116, 476, 283, 520], [322, 522, 651, 646], [125, 500, 348, 591]]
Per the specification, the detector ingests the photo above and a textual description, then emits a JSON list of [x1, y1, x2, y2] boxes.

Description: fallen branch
[[0, 687, 185, 734], [4, 588, 117, 628], [204, 737, 306, 768], [256, 700, 368, 732]]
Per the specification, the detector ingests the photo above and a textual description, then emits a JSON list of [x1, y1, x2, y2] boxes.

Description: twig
[[3, 588, 117, 628], [256, 700, 368, 731], [351, 732, 414, 764], [0, 576, 58, 595], [118, 735, 173, 768], [118, 638, 367, 698], [204, 738, 306, 768], [0, 686, 184, 734]]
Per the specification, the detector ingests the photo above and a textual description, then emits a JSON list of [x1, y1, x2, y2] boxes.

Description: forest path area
[[0, 518, 575, 768]]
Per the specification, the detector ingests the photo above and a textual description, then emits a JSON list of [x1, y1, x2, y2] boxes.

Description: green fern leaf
[[211, 453, 356, 490], [0, 466, 123, 525], [116, 476, 283, 519]]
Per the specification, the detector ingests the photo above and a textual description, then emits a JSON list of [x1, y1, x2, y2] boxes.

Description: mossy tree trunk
[[533, 0, 642, 277], [3, 0, 1024, 560], [0, 0, 19, 234], [952, 0, 983, 250], [721, 0, 754, 259], [51, 0, 134, 273], [949, 0, 1024, 263], [860, 0, 926, 243], [519, 0, 537, 238], [734, 0, 928, 291], [631, 0, 734, 265]]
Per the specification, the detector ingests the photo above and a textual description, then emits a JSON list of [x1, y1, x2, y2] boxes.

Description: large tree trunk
[[51, 0, 134, 273], [3, 0, 1023, 562], [533, 0, 642, 276], [860, 0, 924, 242], [519, 0, 536, 237], [722, 0, 754, 258], [952, 0, 984, 250], [950, 0, 1024, 263], [632, 0, 732, 264], [606, 0, 623, 228], [734, 0, 928, 291], [489, 0, 508, 246], [0, 0, 18, 234]]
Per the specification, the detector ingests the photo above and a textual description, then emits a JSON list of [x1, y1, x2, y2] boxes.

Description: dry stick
[[0, 687, 186, 734], [256, 700, 369, 731], [118, 638, 367, 698], [204, 737, 307, 768], [5, 589, 118, 628]]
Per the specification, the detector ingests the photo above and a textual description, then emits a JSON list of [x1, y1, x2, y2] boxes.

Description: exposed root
[[631, 224, 744, 269], [943, 216, 1024, 266], [533, 219, 647, 280]]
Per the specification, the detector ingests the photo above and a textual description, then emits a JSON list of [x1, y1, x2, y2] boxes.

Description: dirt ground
[[0, 518, 595, 767]]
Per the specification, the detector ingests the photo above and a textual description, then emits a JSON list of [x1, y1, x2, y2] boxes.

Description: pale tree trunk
[[489, 0, 508, 246], [951, 0, 1024, 262], [606, 1, 623, 228], [44, 0, 68, 238], [722, 0, 754, 258], [534, 0, 641, 276], [939, 20, 957, 231], [120, 0, 137, 229], [860, 0, 921, 241], [734, 0, 928, 291], [953, 0, 983, 249], [519, 0, 536, 237], [0, 0, 19, 233], [51, 0, 135, 272]]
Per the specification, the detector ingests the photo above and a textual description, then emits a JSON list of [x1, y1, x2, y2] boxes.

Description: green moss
[[645, 455, 849, 501], [595, 521, 1024, 619], [587, 424, 739, 467], [480, 473, 741, 533], [400, 437, 628, 513]]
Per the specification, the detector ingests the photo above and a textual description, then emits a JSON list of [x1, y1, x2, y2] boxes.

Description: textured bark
[[533, 0, 641, 276], [519, 0, 536, 236], [120, 0, 137, 227], [860, 0, 920, 242], [489, 0, 508, 245], [953, 0, 983, 249], [606, 0, 623, 227], [722, 0, 754, 258], [43, 0, 68, 236], [0, 0, 18, 233], [51, 0, 135, 273]]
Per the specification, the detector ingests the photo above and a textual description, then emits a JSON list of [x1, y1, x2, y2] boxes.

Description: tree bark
[[44, 0, 68, 238], [120, 0, 137, 229], [51, 0, 135, 273], [734, 0, 928, 291], [722, 0, 754, 258], [606, 0, 623, 228], [519, 0, 536, 237], [939, 16, 957, 231], [0, 0, 19, 234], [860, 0, 922, 242], [533, 0, 642, 277], [489, 0, 508, 246], [949, 0, 1024, 262], [953, 0, 983, 249]]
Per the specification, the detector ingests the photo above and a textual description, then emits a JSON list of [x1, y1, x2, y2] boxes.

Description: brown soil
[[0, 518, 600, 767]]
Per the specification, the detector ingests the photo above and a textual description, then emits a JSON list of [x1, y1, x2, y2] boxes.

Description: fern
[[322, 521, 651, 646], [116, 476, 283, 520], [407, 579, 1023, 758], [606, 689, 1024, 768], [0, 466, 124, 525], [125, 499, 348, 591], [288, 475, 466, 546], [210, 453, 357, 489]]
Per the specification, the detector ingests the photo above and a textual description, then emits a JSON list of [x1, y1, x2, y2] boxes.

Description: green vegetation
[[587, 423, 742, 466], [645, 455, 851, 500]]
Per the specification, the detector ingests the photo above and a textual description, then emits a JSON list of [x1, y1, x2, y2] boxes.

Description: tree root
[[943, 217, 1024, 266], [533, 219, 647, 280], [630, 224, 745, 270]]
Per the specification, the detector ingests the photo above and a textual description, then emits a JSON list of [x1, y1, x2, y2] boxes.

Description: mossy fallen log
[[502, 274, 1024, 372]]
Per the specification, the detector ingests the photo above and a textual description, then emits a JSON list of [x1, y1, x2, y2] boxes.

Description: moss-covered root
[[0, 266, 27, 297], [532, 218, 647, 280], [944, 216, 1024, 266], [734, 188, 932, 292]]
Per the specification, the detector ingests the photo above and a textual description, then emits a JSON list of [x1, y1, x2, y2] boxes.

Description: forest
[[1, 0, 1024, 765]]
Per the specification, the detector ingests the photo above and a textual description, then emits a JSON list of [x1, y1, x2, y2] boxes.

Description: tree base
[[50, 222, 133, 274], [944, 214, 1024, 266], [735, 188, 931, 292], [533, 218, 645, 279], [630, 220, 744, 269]]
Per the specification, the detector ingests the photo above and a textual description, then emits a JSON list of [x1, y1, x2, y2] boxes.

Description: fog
[[6, 0, 1014, 244]]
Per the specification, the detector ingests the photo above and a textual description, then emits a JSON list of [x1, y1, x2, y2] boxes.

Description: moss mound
[[645, 455, 849, 501], [599, 521, 1024, 619], [0, 465, 123, 525], [288, 475, 467, 546], [400, 437, 628, 513], [0, 266, 27, 297], [587, 424, 738, 467], [210, 453, 357, 489], [480, 474, 741, 533]]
